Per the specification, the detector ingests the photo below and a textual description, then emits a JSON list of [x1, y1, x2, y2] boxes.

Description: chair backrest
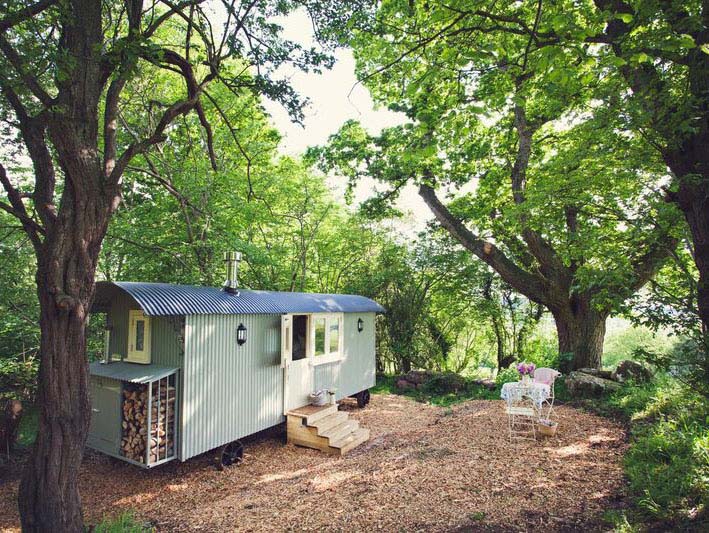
[[533, 367, 560, 386]]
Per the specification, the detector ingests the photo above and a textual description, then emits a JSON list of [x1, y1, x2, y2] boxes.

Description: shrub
[[0, 356, 38, 402], [635, 336, 709, 398], [495, 366, 519, 387], [424, 372, 468, 394]]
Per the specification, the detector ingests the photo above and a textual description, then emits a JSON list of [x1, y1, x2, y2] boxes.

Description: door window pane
[[314, 318, 326, 356], [135, 320, 145, 351], [292, 315, 308, 361], [329, 320, 340, 354]]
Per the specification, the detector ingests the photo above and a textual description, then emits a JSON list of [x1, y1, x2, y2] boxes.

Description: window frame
[[310, 313, 344, 366], [126, 309, 152, 364]]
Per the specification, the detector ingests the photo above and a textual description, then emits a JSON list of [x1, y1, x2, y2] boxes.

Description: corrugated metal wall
[[314, 312, 376, 398], [181, 313, 283, 460]]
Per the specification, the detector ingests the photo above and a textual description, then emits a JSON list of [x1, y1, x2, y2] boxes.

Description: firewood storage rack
[[89, 362, 179, 469], [121, 371, 178, 467]]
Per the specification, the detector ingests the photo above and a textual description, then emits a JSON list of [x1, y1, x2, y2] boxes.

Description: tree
[[312, 1, 682, 370], [331, 0, 709, 348], [0, 1, 339, 529]]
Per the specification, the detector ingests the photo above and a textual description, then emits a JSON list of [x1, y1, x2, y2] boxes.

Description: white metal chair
[[506, 396, 537, 441], [533, 367, 560, 420]]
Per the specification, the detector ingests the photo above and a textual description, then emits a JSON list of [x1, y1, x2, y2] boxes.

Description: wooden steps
[[286, 404, 369, 456]]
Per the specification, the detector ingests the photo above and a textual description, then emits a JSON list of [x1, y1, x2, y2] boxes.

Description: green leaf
[[616, 13, 633, 24], [677, 34, 695, 49], [630, 52, 653, 64]]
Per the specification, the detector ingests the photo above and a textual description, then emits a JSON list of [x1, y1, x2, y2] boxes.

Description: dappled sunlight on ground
[[0, 394, 628, 532], [552, 442, 590, 457], [256, 467, 308, 484]]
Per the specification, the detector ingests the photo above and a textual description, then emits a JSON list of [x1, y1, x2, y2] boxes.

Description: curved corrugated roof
[[94, 281, 385, 316]]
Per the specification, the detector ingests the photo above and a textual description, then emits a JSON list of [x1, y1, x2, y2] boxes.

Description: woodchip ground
[[0, 394, 627, 532]]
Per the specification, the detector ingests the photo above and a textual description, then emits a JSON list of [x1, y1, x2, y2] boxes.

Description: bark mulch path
[[0, 395, 628, 532]]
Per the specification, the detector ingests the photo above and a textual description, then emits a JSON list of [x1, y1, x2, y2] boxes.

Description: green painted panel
[[87, 376, 122, 455], [106, 290, 139, 359]]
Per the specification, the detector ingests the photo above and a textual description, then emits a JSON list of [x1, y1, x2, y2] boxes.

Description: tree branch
[[109, 47, 217, 182], [0, 0, 58, 32], [418, 183, 550, 306], [0, 35, 54, 107], [0, 163, 44, 248]]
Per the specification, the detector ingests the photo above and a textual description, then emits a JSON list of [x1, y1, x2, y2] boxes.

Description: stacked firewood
[[120, 381, 176, 464], [121, 384, 149, 462], [148, 381, 176, 463]]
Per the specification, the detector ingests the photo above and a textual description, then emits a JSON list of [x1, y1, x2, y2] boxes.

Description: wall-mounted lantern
[[357, 318, 364, 333], [236, 323, 247, 345]]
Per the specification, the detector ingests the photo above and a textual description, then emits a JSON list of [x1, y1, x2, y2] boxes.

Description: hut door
[[282, 314, 313, 412]]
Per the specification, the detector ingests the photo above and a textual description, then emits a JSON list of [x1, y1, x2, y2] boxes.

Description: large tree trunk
[[552, 298, 608, 372], [670, 174, 709, 334], [18, 0, 108, 522], [18, 215, 106, 531]]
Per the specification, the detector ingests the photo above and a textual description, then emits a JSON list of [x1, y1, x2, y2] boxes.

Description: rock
[[426, 372, 467, 393], [395, 378, 415, 391], [578, 367, 614, 380], [403, 370, 431, 385], [565, 371, 621, 398], [611, 360, 653, 383]]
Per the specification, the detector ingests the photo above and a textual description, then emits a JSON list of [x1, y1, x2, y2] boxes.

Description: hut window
[[329, 321, 340, 353], [314, 318, 326, 356], [312, 314, 343, 364], [127, 310, 151, 364]]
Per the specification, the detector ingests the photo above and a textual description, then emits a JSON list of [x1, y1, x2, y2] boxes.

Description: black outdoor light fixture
[[236, 323, 247, 345], [357, 318, 364, 332]]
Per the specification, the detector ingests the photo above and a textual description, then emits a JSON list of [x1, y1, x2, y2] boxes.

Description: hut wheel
[[215, 440, 244, 471], [356, 389, 371, 408]]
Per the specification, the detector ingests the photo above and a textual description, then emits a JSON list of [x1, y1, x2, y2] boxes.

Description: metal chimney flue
[[223, 251, 242, 295]]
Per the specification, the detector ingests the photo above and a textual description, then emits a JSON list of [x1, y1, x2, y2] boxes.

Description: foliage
[[373, 374, 498, 407], [312, 0, 684, 370], [0, 356, 38, 403], [16, 404, 38, 449], [602, 376, 709, 527], [602, 322, 674, 370], [635, 336, 709, 399], [92, 512, 154, 533], [494, 367, 519, 387]]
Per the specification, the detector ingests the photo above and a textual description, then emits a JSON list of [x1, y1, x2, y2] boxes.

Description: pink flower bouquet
[[516, 362, 536, 377]]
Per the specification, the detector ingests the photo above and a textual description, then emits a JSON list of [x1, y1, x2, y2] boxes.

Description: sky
[[259, 10, 430, 235]]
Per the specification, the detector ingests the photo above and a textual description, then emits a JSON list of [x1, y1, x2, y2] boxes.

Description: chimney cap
[[223, 250, 242, 294]]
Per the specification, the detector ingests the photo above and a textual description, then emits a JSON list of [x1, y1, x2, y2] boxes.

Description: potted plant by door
[[309, 390, 328, 406]]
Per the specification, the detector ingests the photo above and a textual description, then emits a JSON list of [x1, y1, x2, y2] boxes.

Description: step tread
[[329, 427, 369, 450], [311, 412, 348, 433], [320, 419, 359, 440], [287, 403, 338, 425]]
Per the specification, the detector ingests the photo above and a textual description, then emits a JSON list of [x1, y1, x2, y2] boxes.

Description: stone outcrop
[[565, 371, 621, 397], [611, 360, 653, 383]]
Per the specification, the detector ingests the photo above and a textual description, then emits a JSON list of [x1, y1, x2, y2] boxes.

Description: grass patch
[[92, 511, 153, 533], [598, 376, 709, 529]]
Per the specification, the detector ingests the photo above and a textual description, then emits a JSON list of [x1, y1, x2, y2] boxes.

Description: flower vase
[[522, 375, 531, 385]]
